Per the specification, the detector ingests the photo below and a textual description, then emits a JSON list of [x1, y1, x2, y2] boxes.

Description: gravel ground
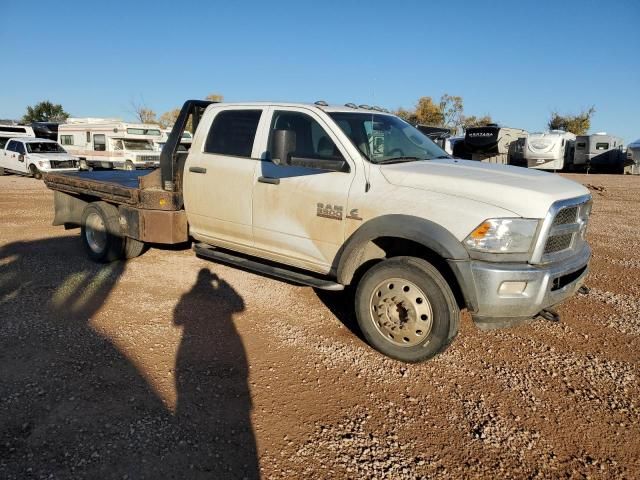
[[0, 173, 639, 479]]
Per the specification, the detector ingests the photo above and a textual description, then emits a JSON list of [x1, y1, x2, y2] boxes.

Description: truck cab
[[44, 100, 592, 363], [1, 138, 79, 178]]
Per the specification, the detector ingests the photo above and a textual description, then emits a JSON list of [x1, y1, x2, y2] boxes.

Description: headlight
[[464, 218, 539, 253], [38, 161, 49, 168]]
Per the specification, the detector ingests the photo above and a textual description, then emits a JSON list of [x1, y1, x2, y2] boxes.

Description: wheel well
[[348, 237, 466, 309]]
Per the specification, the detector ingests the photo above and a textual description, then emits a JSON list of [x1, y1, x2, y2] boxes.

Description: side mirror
[[271, 129, 296, 166], [18, 154, 25, 162]]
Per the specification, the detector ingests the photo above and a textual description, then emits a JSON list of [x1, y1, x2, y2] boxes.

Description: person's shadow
[[172, 268, 258, 478]]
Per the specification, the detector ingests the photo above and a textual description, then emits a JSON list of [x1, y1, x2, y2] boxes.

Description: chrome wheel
[[125, 161, 135, 171], [85, 212, 107, 254], [369, 277, 433, 347]]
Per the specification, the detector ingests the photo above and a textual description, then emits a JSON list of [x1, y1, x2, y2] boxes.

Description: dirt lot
[[0, 173, 639, 479]]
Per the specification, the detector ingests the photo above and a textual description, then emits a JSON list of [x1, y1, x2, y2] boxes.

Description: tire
[[124, 160, 135, 171], [29, 164, 42, 180], [80, 202, 125, 263], [355, 256, 460, 363], [79, 159, 91, 171], [0, 167, 5, 176], [124, 236, 146, 259]]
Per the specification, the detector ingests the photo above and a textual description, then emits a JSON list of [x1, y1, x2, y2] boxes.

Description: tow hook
[[539, 308, 560, 322], [578, 285, 590, 295]]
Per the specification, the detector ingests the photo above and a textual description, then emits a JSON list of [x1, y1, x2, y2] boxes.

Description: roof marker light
[[314, 100, 328, 106]]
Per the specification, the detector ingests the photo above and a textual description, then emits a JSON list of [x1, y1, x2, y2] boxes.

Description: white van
[[0, 138, 79, 179], [58, 119, 162, 170]]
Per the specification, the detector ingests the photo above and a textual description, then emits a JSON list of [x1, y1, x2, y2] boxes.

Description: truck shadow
[[313, 287, 366, 342], [0, 237, 259, 479]]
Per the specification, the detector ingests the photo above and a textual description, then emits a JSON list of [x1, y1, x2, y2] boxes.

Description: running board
[[193, 243, 344, 291]]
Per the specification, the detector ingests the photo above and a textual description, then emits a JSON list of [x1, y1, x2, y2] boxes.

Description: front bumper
[[449, 244, 590, 329]]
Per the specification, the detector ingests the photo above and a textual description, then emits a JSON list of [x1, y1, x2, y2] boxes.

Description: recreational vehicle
[[573, 133, 625, 172], [463, 124, 528, 164], [31, 122, 60, 141], [0, 137, 79, 179], [517, 130, 576, 170], [0, 124, 35, 149], [153, 129, 193, 152], [58, 119, 163, 170], [626, 139, 640, 174]]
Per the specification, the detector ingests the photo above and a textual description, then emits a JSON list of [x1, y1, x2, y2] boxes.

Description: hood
[[379, 159, 589, 218], [30, 153, 76, 161]]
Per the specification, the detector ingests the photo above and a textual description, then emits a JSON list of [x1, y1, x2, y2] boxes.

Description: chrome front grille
[[137, 155, 160, 162], [552, 206, 578, 226], [531, 195, 592, 264], [544, 233, 573, 253]]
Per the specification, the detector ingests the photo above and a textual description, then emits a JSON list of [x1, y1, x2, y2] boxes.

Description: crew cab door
[[2, 140, 27, 173], [183, 106, 266, 248], [252, 107, 355, 273]]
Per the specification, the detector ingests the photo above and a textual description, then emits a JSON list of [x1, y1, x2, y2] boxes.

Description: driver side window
[[268, 111, 344, 162]]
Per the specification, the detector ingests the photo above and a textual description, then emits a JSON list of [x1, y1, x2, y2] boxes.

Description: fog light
[[498, 281, 527, 295]]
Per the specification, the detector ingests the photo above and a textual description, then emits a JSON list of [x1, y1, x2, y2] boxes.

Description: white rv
[[58, 119, 162, 170], [573, 133, 625, 172], [0, 124, 35, 149], [626, 139, 640, 174], [521, 130, 576, 170]]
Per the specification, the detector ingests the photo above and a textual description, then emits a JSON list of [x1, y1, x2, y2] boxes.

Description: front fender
[[335, 214, 468, 285]]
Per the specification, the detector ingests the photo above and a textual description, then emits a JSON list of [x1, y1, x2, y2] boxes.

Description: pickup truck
[[43, 100, 592, 362], [1, 137, 79, 179]]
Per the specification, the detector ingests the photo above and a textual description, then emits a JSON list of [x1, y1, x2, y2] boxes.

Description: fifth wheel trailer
[[626, 139, 640, 174], [516, 130, 576, 171], [573, 133, 625, 173], [463, 124, 528, 164]]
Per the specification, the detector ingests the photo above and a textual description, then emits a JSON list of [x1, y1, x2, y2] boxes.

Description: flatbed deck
[[43, 168, 181, 211]]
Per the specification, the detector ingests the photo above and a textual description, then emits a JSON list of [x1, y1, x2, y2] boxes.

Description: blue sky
[[2, 0, 639, 142]]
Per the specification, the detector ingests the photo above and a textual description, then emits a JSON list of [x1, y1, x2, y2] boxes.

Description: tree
[[462, 114, 494, 128], [548, 107, 595, 135], [159, 108, 180, 129], [395, 94, 466, 131], [438, 94, 464, 130], [130, 99, 158, 124], [205, 93, 224, 102], [21, 101, 69, 123]]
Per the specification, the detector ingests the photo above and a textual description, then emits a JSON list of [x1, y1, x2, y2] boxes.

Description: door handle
[[189, 166, 207, 174], [258, 176, 280, 185]]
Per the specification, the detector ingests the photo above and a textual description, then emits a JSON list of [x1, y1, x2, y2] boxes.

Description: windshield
[[126, 128, 161, 136], [328, 112, 449, 163], [26, 142, 66, 154], [122, 139, 154, 151]]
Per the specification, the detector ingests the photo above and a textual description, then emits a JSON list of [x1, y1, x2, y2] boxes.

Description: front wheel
[[355, 256, 459, 362], [29, 164, 42, 180], [124, 160, 135, 171]]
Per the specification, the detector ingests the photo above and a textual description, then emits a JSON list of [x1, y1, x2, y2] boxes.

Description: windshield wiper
[[376, 156, 423, 164]]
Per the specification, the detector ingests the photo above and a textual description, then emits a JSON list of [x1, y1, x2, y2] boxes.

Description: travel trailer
[[463, 124, 528, 164], [0, 137, 79, 179], [573, 133, 625, 172], [58, 119, 163, 170], [0, 124, 35, 149], [626, 139, 640, 174], [516, 130, 576, 171]]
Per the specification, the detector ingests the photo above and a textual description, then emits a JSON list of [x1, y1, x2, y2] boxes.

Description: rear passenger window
[[204, 110, 262, 158], [5, 140, 16, 152]]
